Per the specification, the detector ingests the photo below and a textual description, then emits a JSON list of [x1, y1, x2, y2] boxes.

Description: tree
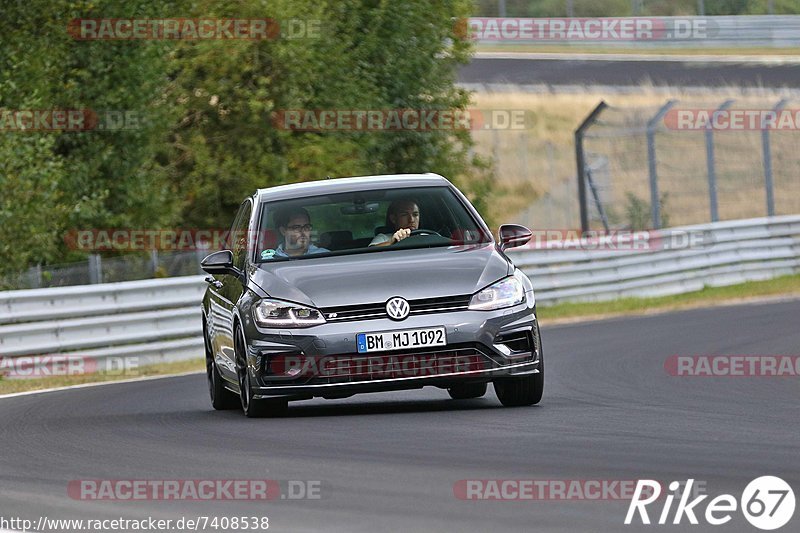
[[164, 0, 490, 228]]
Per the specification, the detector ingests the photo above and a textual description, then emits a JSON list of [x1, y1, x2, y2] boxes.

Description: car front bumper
[[241, 299, 540, 399]]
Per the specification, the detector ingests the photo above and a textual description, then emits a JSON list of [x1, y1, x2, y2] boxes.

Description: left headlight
[[468, 276, 524, 311], [254, 299, 326, 328]]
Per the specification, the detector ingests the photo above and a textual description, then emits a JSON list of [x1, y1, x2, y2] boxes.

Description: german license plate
[[357, 327, 446, 353]]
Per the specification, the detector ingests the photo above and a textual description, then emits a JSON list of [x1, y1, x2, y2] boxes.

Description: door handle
[[204, 276, 223, 289]]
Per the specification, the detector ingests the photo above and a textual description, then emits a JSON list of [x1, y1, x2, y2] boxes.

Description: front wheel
[[494, 322, 544, 407], [494, 373, 543, 407], [205, 323, 239, 410], [235, 327, 288, 418]]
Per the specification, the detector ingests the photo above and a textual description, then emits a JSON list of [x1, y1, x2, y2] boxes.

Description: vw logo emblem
[[386, 297, 410, 320]]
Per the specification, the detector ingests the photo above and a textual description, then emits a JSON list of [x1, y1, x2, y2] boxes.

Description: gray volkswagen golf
[[201, 173, 543, 417]]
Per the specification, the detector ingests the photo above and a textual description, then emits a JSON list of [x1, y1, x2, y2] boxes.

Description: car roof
[[255, 173, 452, 202]]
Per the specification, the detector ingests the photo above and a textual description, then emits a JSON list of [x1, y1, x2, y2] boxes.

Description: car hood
[[251, 244, 511, 308]]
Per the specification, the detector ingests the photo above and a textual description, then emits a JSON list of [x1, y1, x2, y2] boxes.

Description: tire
[[205, 322, 239, 410], [447, 382, 488, 399], [494, 322, 544, 407], [235, 326, 288, 418]]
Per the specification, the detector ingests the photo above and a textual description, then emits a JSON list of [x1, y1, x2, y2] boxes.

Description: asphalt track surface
[[460, 57, 800, 87], [1, 299, 799, 532]]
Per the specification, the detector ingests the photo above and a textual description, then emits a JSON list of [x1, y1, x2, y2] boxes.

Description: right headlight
[[254, 299, 326, 328], [468, 276, 524, 311]]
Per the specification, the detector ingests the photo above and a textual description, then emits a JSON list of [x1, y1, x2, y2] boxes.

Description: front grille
[[321, 294, 471, 322]]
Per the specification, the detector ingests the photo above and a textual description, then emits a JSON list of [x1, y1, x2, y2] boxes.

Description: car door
[[210, 200, 252, 382]]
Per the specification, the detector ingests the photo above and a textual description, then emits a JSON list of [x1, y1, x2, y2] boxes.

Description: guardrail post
[[88, 254, 103, 284], [706, 99, 734, 223], [762, 99, 787, 217], [575, 101, 608, 232], [646, 100, 677, 230]]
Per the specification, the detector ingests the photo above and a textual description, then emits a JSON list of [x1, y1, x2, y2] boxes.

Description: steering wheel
[[409, 229, 442, 237]]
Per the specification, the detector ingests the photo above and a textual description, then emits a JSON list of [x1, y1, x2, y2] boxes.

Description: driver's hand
[[391, 228, 411, 244]]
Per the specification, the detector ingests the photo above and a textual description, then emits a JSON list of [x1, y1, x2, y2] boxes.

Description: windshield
[[254, 186, 491, 262]]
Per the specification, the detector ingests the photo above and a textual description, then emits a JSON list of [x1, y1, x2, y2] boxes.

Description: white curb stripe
[[0, 370, 204, 400]]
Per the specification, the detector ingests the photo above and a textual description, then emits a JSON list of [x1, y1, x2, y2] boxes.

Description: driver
[[369, 198, 420, 247]]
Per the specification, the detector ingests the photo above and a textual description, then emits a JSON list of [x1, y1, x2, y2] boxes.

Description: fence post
[[762, 99, 787, 217], [27, 264, 42, 289], [705, 99, 734, 223], [196, 244, 209, 275], [586, 169, 610, 232], [646, 100, 677, 229], [575, 101, 608, 231], [88, 254, 103, 284], [150, 249, 159, 277]]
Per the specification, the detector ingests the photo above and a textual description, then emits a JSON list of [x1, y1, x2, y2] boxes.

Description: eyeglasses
[[286, 224, 313, 232]]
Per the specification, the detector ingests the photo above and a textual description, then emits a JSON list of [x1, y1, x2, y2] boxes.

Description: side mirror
[[201, 250, 237, 276], [498, 224, 532, 251]]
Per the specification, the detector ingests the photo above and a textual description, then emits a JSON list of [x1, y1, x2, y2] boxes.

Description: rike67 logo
[[626, 477, 795, 530]]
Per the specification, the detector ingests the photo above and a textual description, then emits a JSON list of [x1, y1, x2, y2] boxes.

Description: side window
[[231, 201, 252, 271]]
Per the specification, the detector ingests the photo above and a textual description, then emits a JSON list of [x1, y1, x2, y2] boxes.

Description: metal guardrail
[[0, 216, 797, 367], [0, 276, 206, 367], [511, 215, 800, 303]]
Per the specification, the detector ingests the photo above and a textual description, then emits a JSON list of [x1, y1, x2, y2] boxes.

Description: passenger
[[274, 207, 330, 257], [369, 198, 420, 247]]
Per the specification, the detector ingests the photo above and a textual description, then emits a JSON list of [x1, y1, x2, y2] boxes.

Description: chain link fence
[[575, 98, 800, 230], [0, 250, 207, 291]]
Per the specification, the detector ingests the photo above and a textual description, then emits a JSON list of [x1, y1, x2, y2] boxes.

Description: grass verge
[[0, 357, 205, 396], [538, 273, 800, 323]]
